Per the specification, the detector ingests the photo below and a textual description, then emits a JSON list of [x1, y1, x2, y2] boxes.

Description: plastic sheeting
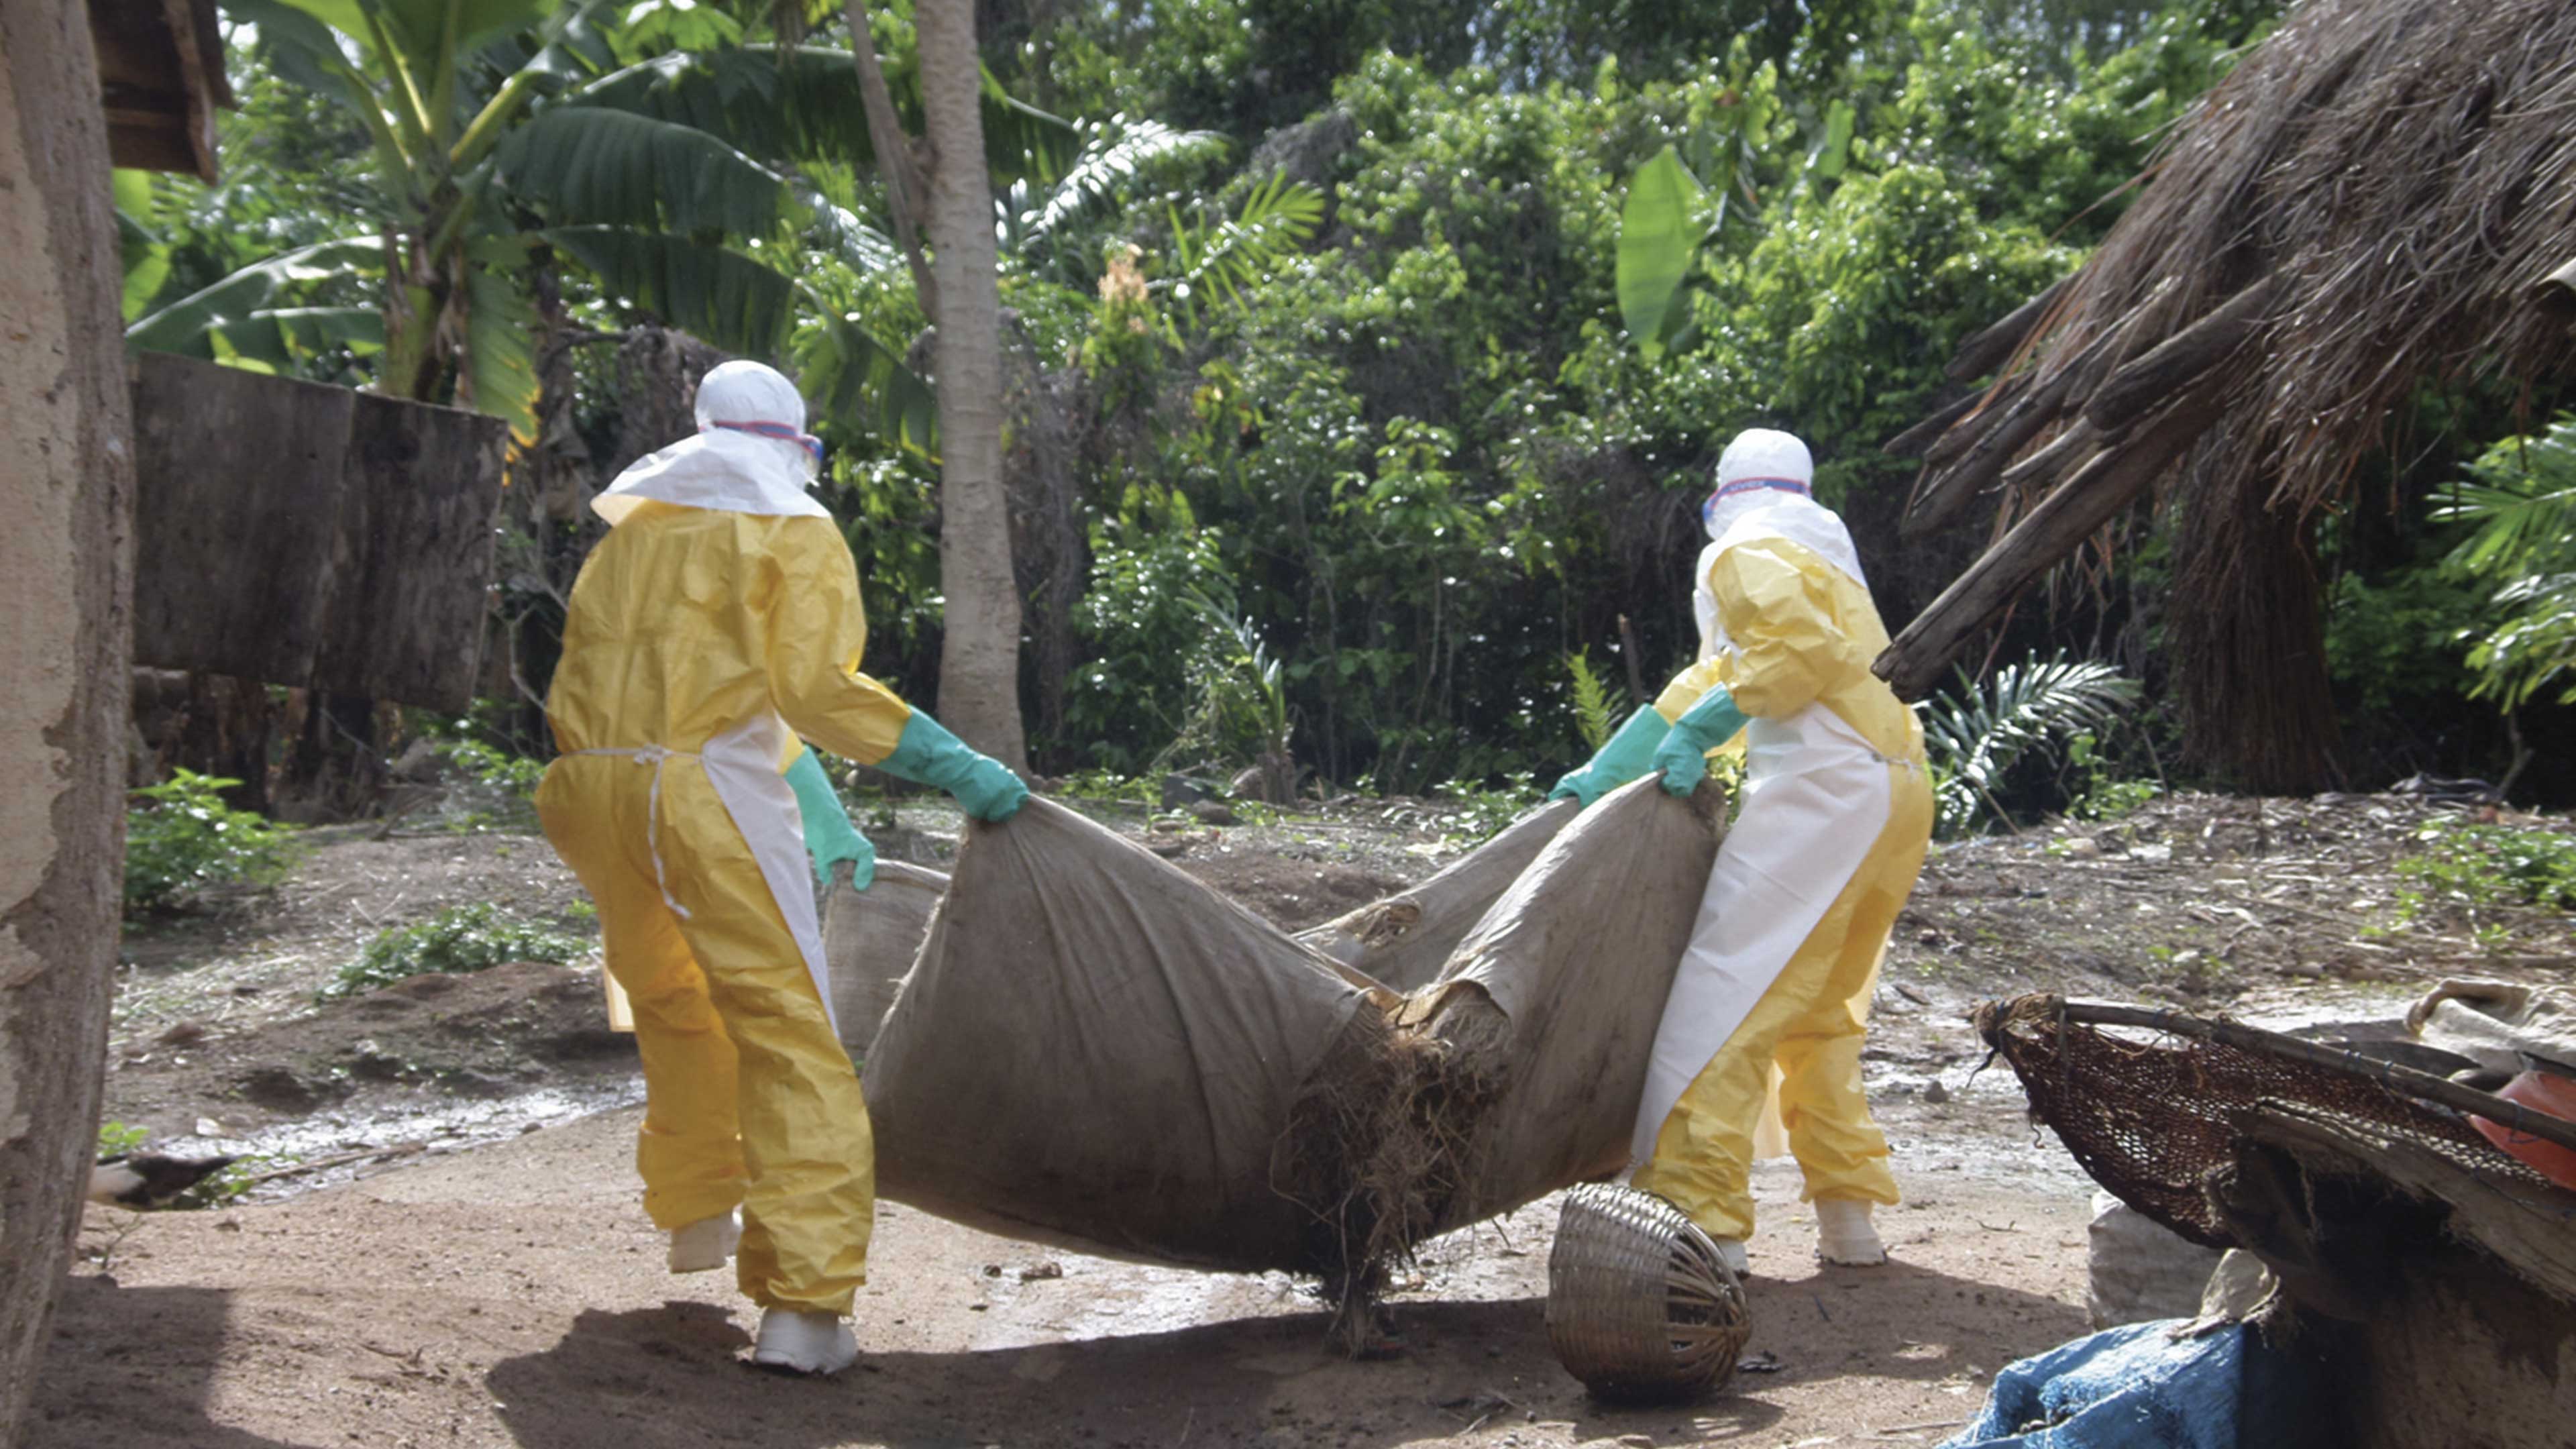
[[1942, 1321, 2328, 1449]]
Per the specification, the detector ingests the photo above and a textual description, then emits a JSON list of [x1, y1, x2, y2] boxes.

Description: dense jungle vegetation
[[122, 0, 2576, 819]]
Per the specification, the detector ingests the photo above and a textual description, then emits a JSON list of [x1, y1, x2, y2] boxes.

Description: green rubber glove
[[1548, 707, 1675, 807], [877, 710, 1029, 823], [786, 749, 875, 890], [1655, 686, 1748, 798]]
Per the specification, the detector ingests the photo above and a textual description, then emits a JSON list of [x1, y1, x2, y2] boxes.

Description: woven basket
[[1545, 1183, 1750, 1402]]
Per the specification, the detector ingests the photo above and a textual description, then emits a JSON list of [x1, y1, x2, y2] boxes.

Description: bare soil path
[[41, 1120, 2091, 1449], [44, 786, 2572, 1448]]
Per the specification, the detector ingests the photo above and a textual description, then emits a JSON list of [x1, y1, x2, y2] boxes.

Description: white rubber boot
[[1709, 1238, 1751, 1279], [1816, 1199, 1888, 1266], [751, 1308, 859, 1375], [667, 1212, 741, 1273]]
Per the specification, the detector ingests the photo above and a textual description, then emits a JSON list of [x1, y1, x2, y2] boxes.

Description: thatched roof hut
[[1878, 0, 2576, 792]]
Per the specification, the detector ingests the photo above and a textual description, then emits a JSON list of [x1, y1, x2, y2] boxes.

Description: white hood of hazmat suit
[[593, 360, 830, 526], [1692, 427, 1868, 660]]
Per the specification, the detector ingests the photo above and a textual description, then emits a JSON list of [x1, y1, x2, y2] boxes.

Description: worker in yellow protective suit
[[536, 361, 1026, 1375], [1551, 428, 1929, 1275]]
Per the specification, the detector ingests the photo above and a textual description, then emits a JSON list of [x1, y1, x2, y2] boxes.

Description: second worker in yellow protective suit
[[1550, 428, 1930, 1275], [536, 361, 1026, 1375]]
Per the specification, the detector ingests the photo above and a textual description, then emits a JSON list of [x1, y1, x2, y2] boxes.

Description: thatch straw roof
[[1878, 0, 2576, 790]]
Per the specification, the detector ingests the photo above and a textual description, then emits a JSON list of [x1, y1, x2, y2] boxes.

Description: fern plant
[[1159, 169, 1324, 333], [1566, 650, 1627, 752], [1920, 652, 2142, 838], [2443, 419, 2576, 709]]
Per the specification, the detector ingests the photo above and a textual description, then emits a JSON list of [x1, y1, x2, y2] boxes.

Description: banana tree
[[128, 4, 1071, 453], [1615, 86, 1852, 360], [173, 0, 596, 436]]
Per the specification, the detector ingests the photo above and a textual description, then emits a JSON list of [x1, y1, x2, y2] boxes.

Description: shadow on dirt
[[28, 1280, 319, 1449], [481, 1260, 2079, 1448]]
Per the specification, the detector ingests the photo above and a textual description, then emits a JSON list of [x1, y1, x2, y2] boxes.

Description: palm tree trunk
[[843, 0, 938, 319], [916, 0, 1028, 769], [0, 5, 134, 1435]]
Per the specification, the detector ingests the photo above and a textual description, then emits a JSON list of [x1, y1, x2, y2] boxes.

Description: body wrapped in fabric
[[856, 779, 1722, 1277]]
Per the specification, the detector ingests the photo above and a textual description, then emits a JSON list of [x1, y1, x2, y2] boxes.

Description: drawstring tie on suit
[[572, 744, 698, 919]]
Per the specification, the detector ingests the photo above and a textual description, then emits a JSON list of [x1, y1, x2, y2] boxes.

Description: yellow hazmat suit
[[1625, 432, 1932, 1249], [536, 365, 921, 1322]]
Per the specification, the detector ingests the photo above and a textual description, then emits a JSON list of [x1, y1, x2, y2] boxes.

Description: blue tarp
[[1939, 1320, 2324, 1449]]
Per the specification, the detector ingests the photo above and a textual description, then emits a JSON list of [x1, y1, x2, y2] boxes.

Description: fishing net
[[1973, 994, 2560, 1249]]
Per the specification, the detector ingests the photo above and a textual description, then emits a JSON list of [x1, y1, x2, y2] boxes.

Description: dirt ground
[[40, 784, 2575, 1448]]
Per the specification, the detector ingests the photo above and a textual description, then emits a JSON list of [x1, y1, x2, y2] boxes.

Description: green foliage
[[2443, 419, 2576, 710], [2065, 733, 2157, 820], [1063, 520, 1242, 770], [1159, 169, 1326, 332], [97, 1120, 150, 1157], [1159, 598, 1296, 774], [324, 903, 588, 1002], [1004, 118, 1230, 276], [1427, 772, 1542, 847], [1567, 651, 1626, 751], [440, 737, 545, 797], [181, 0, 2300, 794], [1617, 142, 1715, 356], [129, 13, 1073, 453], [2383, 818, 2576, 935], [1019, 9, 2248, 788], [2326, 553, 2487, 717], [432, 733, 547, 831], [125, 771, 301, 915], [1921, 652, 2142, 836], [1052, 770, 1159, 804]]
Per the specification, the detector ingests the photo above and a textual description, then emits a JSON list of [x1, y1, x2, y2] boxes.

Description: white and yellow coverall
[[536, 368, 918, 1317], [1625, 460, 1932, 1245]]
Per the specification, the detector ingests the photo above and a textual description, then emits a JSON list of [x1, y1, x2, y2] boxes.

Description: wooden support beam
[[1875, 389, 2216, 698], [2000, 417, 2099, 495], [1902, 326, 2121, 538], [1945, 274, 2072, 382], [2085, 275, 2279, 432], [1920, 371, 2031, 470], [1881, 388, 1986, 458]]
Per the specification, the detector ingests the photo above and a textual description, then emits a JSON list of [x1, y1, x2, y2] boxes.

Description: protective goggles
[[708, 418, 826, 465]]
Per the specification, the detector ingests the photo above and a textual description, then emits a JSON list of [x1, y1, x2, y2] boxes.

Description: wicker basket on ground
[[1545, 1183, 1750, 1402]]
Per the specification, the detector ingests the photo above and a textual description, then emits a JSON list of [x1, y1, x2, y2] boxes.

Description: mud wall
[[0, 3, 137, 1440]]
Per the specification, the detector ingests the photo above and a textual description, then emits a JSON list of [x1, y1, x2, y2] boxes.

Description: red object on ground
[[2469, 1069, 2576, 1191]]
